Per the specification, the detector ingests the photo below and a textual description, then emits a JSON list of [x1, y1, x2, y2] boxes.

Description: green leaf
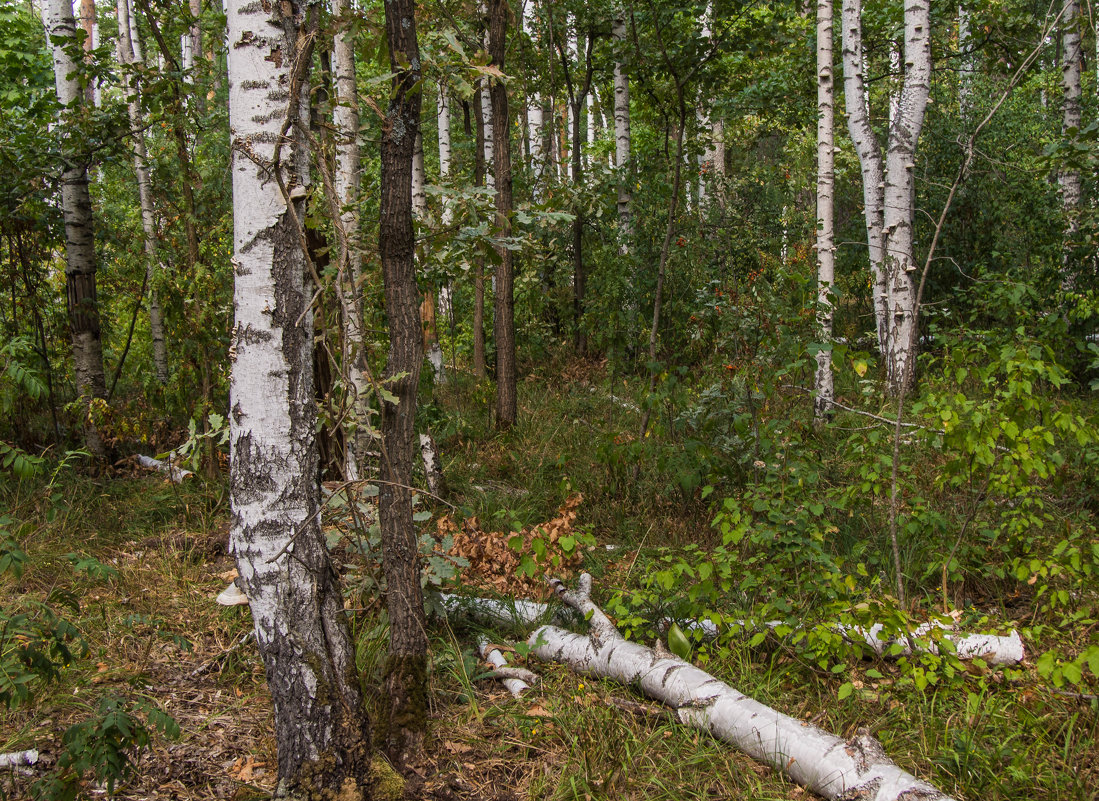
[[667, 623, 691, 660], [837, 682, 853, 700]]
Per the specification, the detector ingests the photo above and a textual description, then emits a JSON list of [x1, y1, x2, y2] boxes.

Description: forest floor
[[2, 363, 1097, 800]]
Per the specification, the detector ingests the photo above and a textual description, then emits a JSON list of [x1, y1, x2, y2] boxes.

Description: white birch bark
[[481, 80, 495, 192], [1060, 0, 1082, 281], [436, 83, 453, 320], [479, 637, 532, 697], [888, 38, 900, 127], [532, 576, 957, 801], [697, 4, 714, 206], [815, 0, 835, 420], [566, 14, 578, 179], [958, 4, 973, 116], [117, 0, 167, 383], [613, 9, 632, 256], [843, 0, 930, 391], [181, 33, 193, 79], [586, 89, 596, 152], [189, 0, 202, 78], [842, 0, 886, 355], [332, 0, 370, 480], [880, 0, 931, 391], [126, 0, 142, 62], [44, 0, 108, 459], [226, 0, 369, 786]]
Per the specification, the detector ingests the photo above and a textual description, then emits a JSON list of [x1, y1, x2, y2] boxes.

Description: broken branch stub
[[531, 574, 956, 801]]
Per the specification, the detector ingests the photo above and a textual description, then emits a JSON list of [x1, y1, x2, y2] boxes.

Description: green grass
[[1, 362, 1097, 800]]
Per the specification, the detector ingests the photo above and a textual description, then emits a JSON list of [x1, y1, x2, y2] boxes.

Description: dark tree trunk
[[488, 0, 516, 429], [379, 0, 428, 770], [473, 92, 487, 378]]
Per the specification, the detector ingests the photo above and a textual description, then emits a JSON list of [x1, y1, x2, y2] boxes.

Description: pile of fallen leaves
[[437, 494, 585, 599]]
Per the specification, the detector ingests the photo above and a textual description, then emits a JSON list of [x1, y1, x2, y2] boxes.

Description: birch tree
[[43, 0, 108, 459], [331, 0, 371, 480], [1060, 0, 1082, 279], [378, 0, 429, 765], [488, 0, 516, 429], [815, 0, 835, 420], [225, 0, 370, 794], [613, 7, 631, 250], [841, 0, 931, 393], [523, 0, 546, 193], [116, 0, 167, 384]]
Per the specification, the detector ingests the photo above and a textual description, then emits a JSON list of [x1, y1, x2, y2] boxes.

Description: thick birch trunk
[[815, 0, 835, 421], [117, 0, 168, 385], [379, 0, 429, 766], [881, 0, 930, 392], [225, 0, 370, 793], [489, 0, 517, 430], [1060, 0, 1082, 282], [841, 0, 886, 355], [532, 576, 957, 801], [44, 0, 108, 460]]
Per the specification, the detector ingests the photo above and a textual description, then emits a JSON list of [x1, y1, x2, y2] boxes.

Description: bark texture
[[814, 0, 835, 421], [226, 0, 370, 794], [488, 0, 516, 429], [44, 0, 108, 459], [532, 576, 957, 801], [1060, 0, 1082, 280], [523, 1, 545, 192], [841, 0, 930, 393], [116, 0, 168, 385], [379, 0, 429, 768], [332, 0, 372, 482]]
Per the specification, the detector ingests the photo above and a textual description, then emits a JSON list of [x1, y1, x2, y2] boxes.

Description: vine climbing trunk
[[379, 0, 429, 768], [43, 0, 108, 460], [225, 0, 371, 794]]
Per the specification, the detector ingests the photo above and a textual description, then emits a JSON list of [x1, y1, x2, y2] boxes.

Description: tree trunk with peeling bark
[[814, 0, 835, 421], [532, 576, 957, 801], [379, 0, 429, 768], [117, 0, 167, 385], [225, 0, 370, 794], [44, 0, 108, 460]]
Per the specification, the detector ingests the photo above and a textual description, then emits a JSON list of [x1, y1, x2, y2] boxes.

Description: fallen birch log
[[478, 638, 535, 697], [136, 454, 193, 483], [0, 749, 38, 770], [531, 574, 956, 801], [436, 593, 1023, 665], [675, 617, 1024, 666]]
